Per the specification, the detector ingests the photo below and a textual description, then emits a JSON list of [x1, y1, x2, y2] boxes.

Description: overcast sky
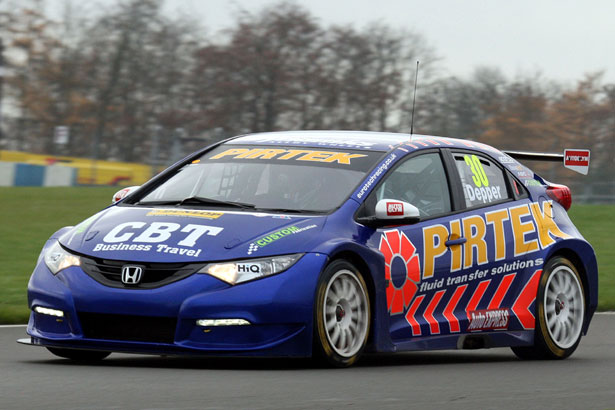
[[50, 0, 615, 84]]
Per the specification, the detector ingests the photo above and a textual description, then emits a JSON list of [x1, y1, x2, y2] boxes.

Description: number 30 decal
[[464, 155, 489, 187]]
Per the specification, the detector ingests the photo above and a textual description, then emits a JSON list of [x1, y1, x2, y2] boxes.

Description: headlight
[[44, 241, 80, 275], [200, 254, 303, 285]]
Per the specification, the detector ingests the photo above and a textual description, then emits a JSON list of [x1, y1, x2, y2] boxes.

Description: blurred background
[[0, 0, 613, 196]]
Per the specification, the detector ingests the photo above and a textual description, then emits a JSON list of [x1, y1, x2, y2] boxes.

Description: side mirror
[[356, 199, 420, 228], [112, 186, 140, 204]]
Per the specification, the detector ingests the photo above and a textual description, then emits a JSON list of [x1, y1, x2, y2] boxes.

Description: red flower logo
[[379, 230, 421, 315]]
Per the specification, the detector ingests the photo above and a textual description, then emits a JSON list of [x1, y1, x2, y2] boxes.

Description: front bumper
[[26, 252, 328, 357]]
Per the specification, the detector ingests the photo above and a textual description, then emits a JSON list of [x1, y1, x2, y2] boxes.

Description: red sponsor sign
[[467, 308, 510, 331], [564, 149, 590, 175], [386, 202, 404, 216], [114, 188, 131, 202], [564, 149, 590, 166]]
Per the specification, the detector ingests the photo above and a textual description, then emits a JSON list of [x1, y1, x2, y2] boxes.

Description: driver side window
[[375, 152, 451, 217]]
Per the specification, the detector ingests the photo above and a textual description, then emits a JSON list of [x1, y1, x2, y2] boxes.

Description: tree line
[[0, 0, 613, 191]]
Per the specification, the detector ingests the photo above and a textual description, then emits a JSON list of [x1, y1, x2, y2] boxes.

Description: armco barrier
[[0, 162, 77, 187], [0, 150, 152, 185], [0, 162, 15, 186]]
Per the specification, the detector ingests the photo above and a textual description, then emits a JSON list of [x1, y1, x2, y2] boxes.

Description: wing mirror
[[356, 199, 420, 228], [112, 186, 140, 204]]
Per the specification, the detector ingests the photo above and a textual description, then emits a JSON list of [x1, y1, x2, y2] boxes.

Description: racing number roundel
[[379, 230, 421, 315]]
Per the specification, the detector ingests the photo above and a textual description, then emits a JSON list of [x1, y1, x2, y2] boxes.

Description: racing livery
[[20, 131, 598, 366]]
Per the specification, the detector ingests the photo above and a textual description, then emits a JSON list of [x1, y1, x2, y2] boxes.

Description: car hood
[[59, 206, 326, 263]]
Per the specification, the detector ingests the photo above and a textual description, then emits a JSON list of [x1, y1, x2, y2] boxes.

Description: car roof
[[228, 131, 502, 155]]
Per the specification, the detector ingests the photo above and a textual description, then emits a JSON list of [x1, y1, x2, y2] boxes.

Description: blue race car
[[20, 131, 597, 367]]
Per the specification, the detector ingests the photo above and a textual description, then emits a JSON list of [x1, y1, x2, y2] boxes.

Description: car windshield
[[138, 145, 383, 212]]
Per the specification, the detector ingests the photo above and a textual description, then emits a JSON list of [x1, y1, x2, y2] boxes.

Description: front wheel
[[512, 256, 585, 360], [46, 347, 111, 361], [313, 260, 370, 367]]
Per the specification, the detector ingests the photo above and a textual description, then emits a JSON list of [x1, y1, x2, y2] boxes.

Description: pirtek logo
[[421, 201, 571, 279], [121, 265, 143, 285]]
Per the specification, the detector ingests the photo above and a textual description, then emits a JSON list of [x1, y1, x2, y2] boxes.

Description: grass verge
[[0, 187, 117, 324]]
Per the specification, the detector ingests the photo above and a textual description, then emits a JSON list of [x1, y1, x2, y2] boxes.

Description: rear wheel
[[46, 347, 111, 361], [313, 260, 370, 367], [512, 256, 585, 360]]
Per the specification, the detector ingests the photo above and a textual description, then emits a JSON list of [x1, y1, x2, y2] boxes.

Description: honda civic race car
[[19, 131, 597, 367]]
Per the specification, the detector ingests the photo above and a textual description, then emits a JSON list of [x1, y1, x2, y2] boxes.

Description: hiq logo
[[237, 263, 261, 274]]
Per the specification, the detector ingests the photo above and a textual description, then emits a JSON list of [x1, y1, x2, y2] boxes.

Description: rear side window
[[454, 152, 510, 208]]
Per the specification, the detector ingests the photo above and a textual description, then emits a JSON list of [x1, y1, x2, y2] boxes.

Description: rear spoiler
[[503, 149, 590, 175]]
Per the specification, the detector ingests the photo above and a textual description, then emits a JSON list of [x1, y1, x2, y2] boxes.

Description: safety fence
[[0, 150, 153, 186], [569, 181, 615, 204], [0, 161, 76, 186]]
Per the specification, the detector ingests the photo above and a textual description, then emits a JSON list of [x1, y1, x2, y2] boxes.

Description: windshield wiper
[[137, 196, 256, 209], [178, 196, 256, 209], [253, 207, 322, 214]]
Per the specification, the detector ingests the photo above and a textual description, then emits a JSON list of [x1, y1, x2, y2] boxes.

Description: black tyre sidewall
[[535, 256, 585, 359], [313, 259, 370, 367]]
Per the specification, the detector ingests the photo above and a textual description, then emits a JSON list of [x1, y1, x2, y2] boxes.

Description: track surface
[[2, 314, 614, 410]]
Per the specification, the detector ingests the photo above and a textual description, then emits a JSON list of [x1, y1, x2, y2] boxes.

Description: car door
[[444, 149, 534, 336], [365, 149, 458, 341], [450, 150, 544, 333], [368, 148, 534, 342]]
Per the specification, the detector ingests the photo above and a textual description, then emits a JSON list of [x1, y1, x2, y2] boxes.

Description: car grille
[[78, 312, 177, 344], [80, 256, 203, 289]]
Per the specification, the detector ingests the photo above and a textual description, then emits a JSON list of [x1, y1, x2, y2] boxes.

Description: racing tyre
[[512, 256, 585, 360], [46, 347, 111, 361], [313, 260, 370, 367]]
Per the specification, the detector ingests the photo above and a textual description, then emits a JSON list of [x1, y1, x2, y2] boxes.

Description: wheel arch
[[543, 239, 598, 334], [323, 242, 395, 353]]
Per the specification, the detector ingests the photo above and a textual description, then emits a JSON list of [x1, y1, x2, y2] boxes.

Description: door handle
[[445, 237, 467, 247]]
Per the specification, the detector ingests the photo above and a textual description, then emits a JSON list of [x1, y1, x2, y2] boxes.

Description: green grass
[[0, 187, 613, 323], [0, 187, 117, 324], [568, 204, 615, 311]]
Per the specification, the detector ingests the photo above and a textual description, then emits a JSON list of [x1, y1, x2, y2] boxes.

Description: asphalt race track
[[2, 314, 614, 410]]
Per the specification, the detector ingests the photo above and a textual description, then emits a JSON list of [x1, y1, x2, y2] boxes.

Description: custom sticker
[[247, 224, 317, 255]]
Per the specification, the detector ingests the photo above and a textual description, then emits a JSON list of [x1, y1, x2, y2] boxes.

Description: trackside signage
[[564, 149, 590, 175]]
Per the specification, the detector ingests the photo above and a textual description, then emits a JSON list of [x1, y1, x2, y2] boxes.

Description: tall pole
[[0, 38, 5, 141]]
